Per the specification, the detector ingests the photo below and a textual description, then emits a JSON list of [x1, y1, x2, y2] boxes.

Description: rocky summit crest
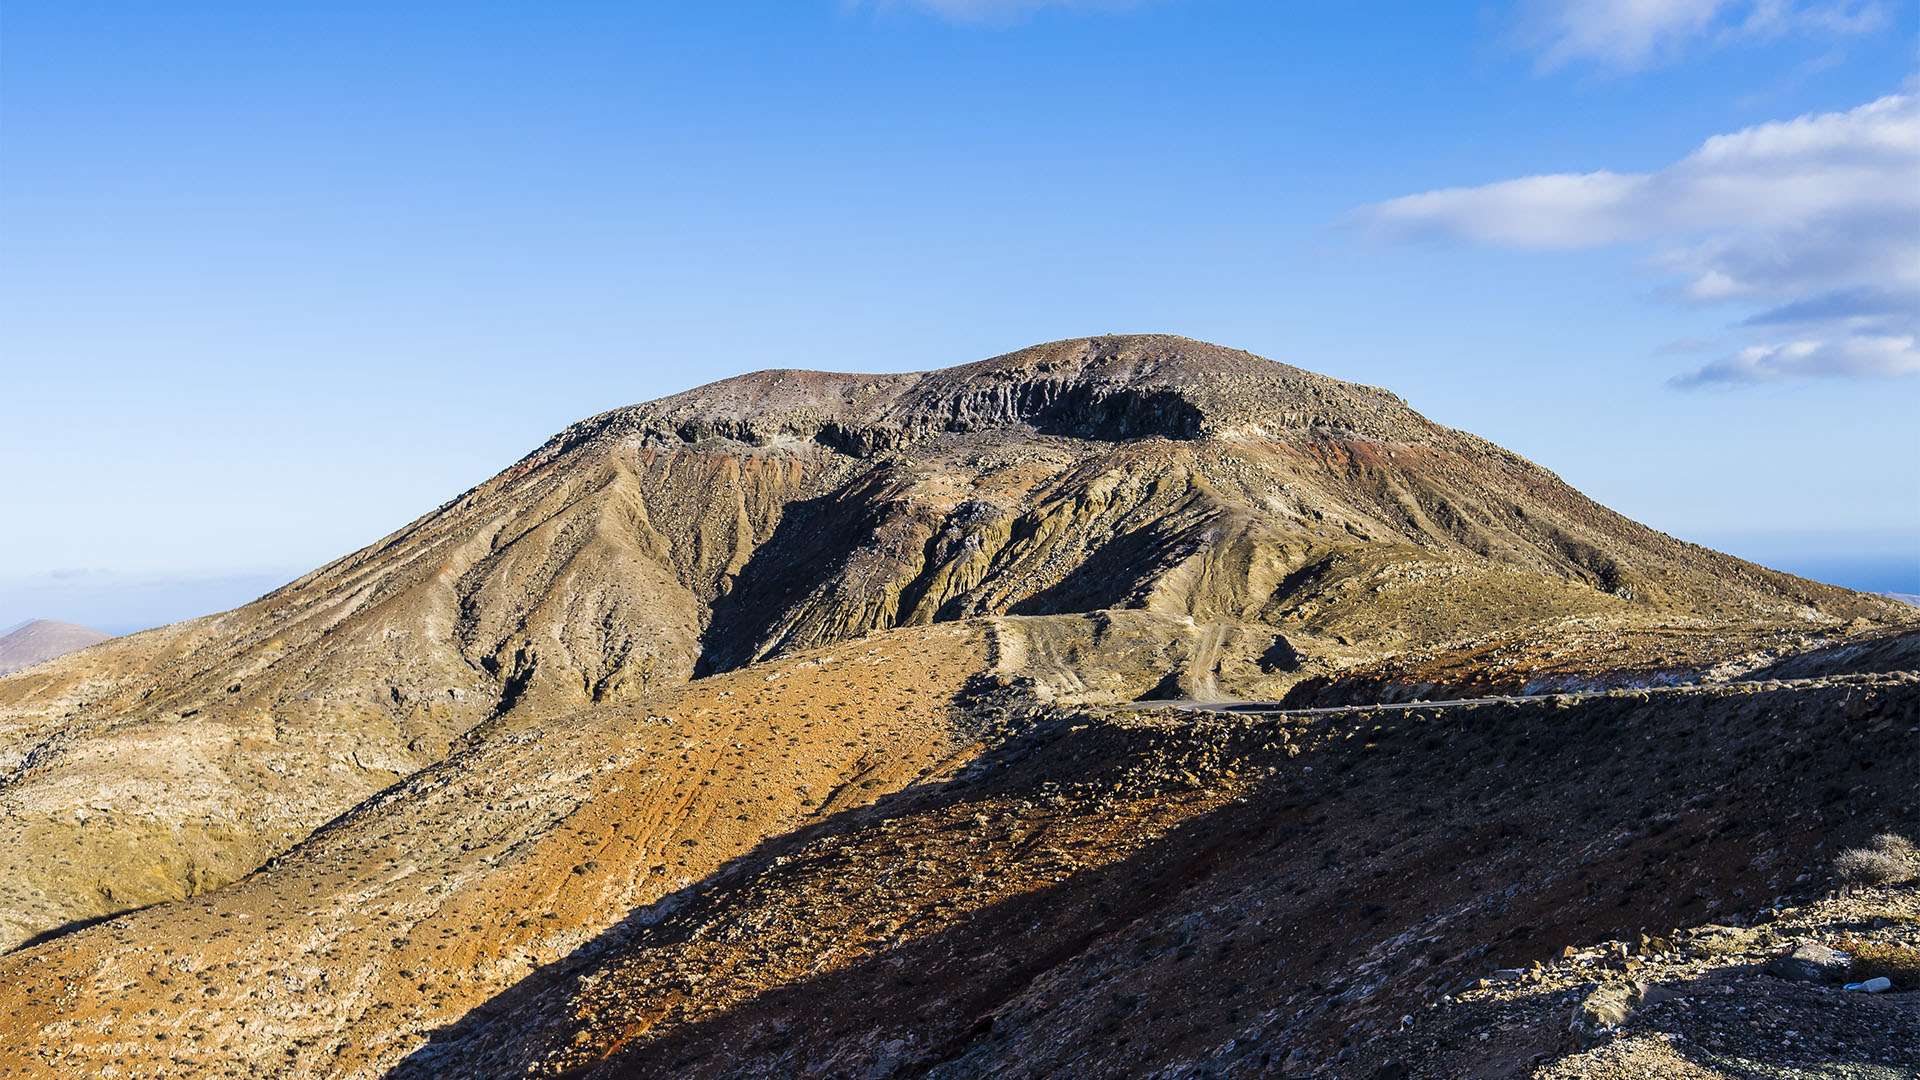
[[537, 335, 1427, 461]]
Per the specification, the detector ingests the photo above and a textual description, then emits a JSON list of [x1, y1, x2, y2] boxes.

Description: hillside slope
[[0, 620, 1911, 1078]]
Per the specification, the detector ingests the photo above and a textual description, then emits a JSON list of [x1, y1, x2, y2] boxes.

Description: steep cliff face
[[0, 335, 1906, 951]]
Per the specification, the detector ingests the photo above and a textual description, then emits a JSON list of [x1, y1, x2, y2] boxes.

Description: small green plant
[[1834, 833, 1920, 887], [1835, 935, 1920, 990]]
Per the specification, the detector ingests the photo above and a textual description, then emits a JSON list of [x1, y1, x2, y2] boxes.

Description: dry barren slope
[[0, 335, 1907, 952], [404, 669, 1920, 1080], [3, 622, 1910, 1079], [0, 623, 998, 1079]]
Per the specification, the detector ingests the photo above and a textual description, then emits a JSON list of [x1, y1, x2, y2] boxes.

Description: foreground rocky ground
[[5, 625, 1907, 1079], [423, 671, 1917, 1080], [1401, 886, 1920, 1080]]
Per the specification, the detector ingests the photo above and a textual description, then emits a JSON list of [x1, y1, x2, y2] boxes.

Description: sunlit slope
[[0, 623, 993, 1079]]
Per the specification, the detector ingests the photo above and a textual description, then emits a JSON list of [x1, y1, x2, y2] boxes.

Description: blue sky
[[2, 0, 1916, 633]]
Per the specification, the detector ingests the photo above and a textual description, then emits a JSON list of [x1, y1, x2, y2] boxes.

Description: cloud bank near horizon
[[1346, 93, 1919, 386]]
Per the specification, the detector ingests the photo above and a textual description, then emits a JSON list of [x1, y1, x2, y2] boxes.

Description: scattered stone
[[1570, 980, 1644, 1047], [1763, 943, 1850, 984], [1681, 924, 1756, 957]]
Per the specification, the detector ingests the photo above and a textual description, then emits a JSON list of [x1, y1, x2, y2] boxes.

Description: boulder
[[1570, 980, 1645, 1047], [1763, 943, 1850, 984]]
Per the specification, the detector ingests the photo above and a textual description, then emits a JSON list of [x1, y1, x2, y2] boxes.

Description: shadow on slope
[[692, 488, 883, 677], [1007, 519, 1202, 617], [388, 676, 1920, 1079], [377, 721, 1097, 1077]]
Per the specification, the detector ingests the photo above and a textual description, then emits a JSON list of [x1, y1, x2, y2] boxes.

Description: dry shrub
[[1835, 935, 1920, 990], [1833, 833, 1920, 887]]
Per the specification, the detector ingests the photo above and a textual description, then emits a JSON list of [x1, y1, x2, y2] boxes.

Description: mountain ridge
[[526, 335, 1452, 464]]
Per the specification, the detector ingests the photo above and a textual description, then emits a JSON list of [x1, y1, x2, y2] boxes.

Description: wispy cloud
[[1668, 334, 1917, 386], [1345, 93, 1920, 385], [844, 0, 1150, 24], [1516, 0, 1889, 70]]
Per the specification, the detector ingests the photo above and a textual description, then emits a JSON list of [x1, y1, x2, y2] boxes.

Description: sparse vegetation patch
[[1835, 832, 1920, 887]]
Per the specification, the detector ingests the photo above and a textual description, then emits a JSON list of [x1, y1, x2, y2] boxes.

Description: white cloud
[[1518, 0, 1888, 70], [1345, 94, 1920, 385], [1669, 335, 1920, 385], [846, 0, 1147, 23]]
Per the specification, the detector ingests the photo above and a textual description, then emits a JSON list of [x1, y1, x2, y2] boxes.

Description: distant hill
[[1880, 591, 1920, 607], [0, 619, 112, 676]]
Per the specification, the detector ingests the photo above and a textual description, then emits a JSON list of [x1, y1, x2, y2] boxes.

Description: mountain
[[0, 336, 1913, 1079], [0, 620, 111, 676], [0, 336, 1904, 951]]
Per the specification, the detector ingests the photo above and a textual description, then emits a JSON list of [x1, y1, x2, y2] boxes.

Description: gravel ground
[[1366, 884, 1920, 1079]]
